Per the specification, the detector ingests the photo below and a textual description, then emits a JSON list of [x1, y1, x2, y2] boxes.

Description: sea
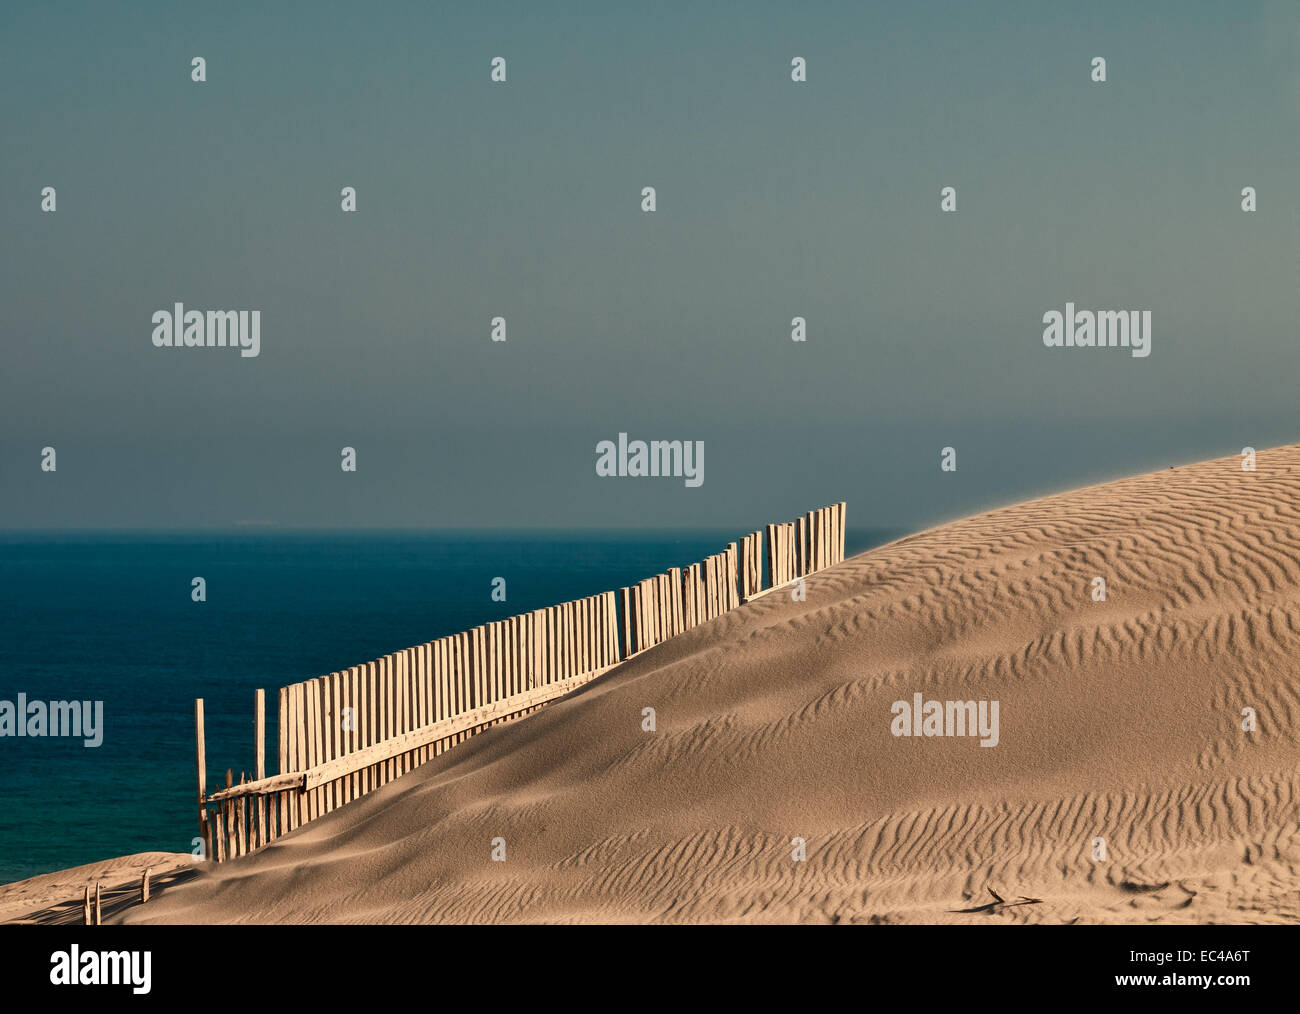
[[0, 527, 902, 883]]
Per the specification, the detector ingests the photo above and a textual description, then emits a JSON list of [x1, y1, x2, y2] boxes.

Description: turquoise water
[[0, 528, 899, 883]]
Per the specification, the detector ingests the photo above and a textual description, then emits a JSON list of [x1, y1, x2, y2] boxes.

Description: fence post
[[726, 542, 739, 610], [194, 699, 207, 853], [253, 689, 266, 848]]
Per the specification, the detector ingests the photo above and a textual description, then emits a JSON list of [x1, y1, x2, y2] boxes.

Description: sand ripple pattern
[[127, 448, 1300, 924]]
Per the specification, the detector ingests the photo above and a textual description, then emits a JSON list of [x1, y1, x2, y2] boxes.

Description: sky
[[2, 1, 1297, 532]]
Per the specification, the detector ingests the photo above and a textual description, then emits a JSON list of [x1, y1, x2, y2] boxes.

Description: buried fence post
[[140, 867, 151, 904]]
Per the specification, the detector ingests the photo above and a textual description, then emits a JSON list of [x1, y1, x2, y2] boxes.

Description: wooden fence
[[194, 502, 846, 862]]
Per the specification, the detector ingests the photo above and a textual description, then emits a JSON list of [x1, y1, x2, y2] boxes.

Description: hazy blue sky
[[3, 1, 1297, 532]]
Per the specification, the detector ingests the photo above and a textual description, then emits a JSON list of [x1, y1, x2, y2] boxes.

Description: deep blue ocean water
[[0, 527, 900, 883]]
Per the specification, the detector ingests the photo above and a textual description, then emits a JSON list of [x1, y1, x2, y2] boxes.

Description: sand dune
[[124, 448, 1300, 923], [0, 853, 194, 924]]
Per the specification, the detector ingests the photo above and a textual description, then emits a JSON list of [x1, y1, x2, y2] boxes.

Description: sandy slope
[[0, 853, 194, 924], [123, 448, 1300, 923]]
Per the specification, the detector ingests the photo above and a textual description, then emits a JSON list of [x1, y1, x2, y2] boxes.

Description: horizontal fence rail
[[195, 502, 846, 862]]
